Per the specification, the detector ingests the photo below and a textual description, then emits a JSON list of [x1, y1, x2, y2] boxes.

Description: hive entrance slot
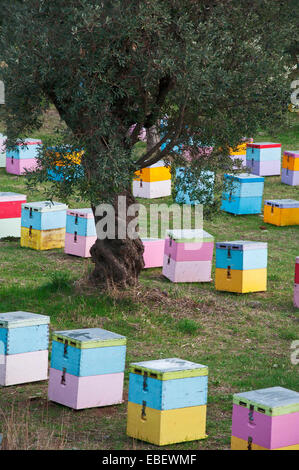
[[239, 401, 247, 407], [133, 368, 142, 375], [257, 407, 265, 414], [150, 373, 157, 379], [141, 401, 147, 421]]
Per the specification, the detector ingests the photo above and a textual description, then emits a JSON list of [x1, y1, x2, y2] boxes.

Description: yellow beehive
[[215, 268, 267, 293], [264, 200, 299, 226], [127, 402, 207, 446], [282, 153, 299, 172], [231, 436, 299, 451], [229, 143, 248, 156], [134, 165, 171, 183], [21, 227, 66, 250]]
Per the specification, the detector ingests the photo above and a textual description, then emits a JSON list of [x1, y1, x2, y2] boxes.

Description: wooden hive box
[[231, 387, 299, 450], [221, 173, 264, 215], [162, 229, 214, 283], [264, 199, 299, 226], [0, 311, 50, 386], [127, 358, 208, 446], [48, 328, 126, 410], [142, 238, 165, 268], [246, 142, 281, 176], [281, 150, 299, 186], [133, 160, 171, 199], [6, 138, 42, 175], [175, 168, 214, 205], [0, 192, 27, 239], [65, 208, 96, 258], [21, 201, 67, 250], [215, 240, 267, 293]]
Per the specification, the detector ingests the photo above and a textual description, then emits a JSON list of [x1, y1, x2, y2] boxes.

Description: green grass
[[0, 111, 298, 450]]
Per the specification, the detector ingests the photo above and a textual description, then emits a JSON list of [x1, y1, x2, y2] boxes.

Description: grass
[[0, 111, 298, 450]]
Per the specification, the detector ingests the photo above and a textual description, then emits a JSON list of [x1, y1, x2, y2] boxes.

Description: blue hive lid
[[0, 311, 50, 328], [224, 173, 264, 183], [216, 240, 267, 251], [264, 199, 299, 209], [22, 201, 68, 212]]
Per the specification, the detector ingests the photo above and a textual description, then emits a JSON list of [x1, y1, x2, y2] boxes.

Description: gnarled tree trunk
[[90, 189, 144, 289]]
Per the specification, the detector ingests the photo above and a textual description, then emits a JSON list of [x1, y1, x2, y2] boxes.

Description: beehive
[[48, 328, 126, 410], [294, 257, 299, 308], [127, 358, 208, 446], [215, 240, 267, 293], [175, 168, 214, 205], [0, 192, 27, 238], [133, 160, 171, 199], [246, 142, 281, 176], [47, 147, 84, 182], [263, 199, 299, 226], [0, 134, 6, 168], [162, 229, 214, 283], [281, 150, 299, 186], [231, 387, 299, 450], [6, 138, 42, 175], [0, 311, 50, 386], [229, 142, 250, 169], [65, 208, 96, 258], [142, 238, 165, 268], [221, 173, 264, 215], [21, 201, 67, 250]]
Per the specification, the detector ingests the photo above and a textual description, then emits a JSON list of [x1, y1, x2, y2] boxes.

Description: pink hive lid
[[67, 208, 94, 219]]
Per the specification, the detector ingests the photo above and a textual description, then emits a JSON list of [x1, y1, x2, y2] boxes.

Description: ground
[[0, 111, 298, 450]]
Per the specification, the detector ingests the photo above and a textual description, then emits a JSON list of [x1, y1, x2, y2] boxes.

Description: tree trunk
[[90, 189, 145, 289], [146, 123, 160, 153]]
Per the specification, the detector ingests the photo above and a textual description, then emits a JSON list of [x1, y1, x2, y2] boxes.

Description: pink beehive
[[142, 238, 165, 268], [6, 139, 42, 176], [65, 208, 97, 258], [162, 229, 214, 283]]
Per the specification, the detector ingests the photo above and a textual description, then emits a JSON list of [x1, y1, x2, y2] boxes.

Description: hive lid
[[52, 328, 126, 349], [264, 199, 299, 209], [166, 229, 214, 243], [13, 138, 42, 146], [67, 208, 94, 219], [0, 192, 27, 202], [247, 142, 281, 149], [216, 240, 267, 251], [224, 173, 264, 183], [129, 358, 208, 380], [0, 311, 50, 328], [22, 201, 68, 212], [233, 387, 299, 416], [284, 150, 299, 158]]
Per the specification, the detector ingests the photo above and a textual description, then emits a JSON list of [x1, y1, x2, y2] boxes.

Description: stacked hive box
[[294, 257, 299, 308], [142, 238, 165, 268], [162, 229, 214, 283], [6, 138, 42, 175], [221, 173, 264, 215], [21, 201, 68, 250], [0, 192, 27, 238], [264, 199, 299, 226], [246, 142, 281, 176], [281, 150, 299, 186], [47, 148, 84, 182], [0, 311, 49, 386], [229, 142, 248, 169], [65, 208, 96, 258], [126, 358, 208, 446], [175, 168, 214, 205], [133, 160, 171, 199], [48, 328, 126, 410], [215, 240, 267, 293], [0, 134, 6, 168], [231, 387, 299, 450]]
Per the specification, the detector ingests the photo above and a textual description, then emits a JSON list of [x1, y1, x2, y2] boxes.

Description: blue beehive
[[215, 241, 268, 271], [50, 328, 126, 377], [21, 201, 67, 231], [6, 139, 42, 160], [66, 209, 96, 237], [221, 173, 264, 215], [175, 168, 214, 205]]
